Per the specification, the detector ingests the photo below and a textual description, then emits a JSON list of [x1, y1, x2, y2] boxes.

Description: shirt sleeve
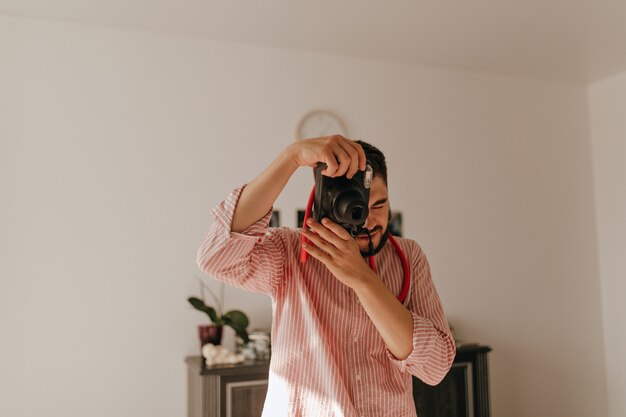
[[385, 241, 456, 385], [195, 184, 291, 297]]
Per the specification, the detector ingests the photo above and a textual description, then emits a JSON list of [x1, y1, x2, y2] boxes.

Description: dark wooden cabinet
[[186, 357, 270, 417], [186, 345, 491, 417], [413, 345, 492, 417]]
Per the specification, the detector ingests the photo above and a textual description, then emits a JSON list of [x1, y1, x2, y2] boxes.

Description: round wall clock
[[296, 110, 347, 140]]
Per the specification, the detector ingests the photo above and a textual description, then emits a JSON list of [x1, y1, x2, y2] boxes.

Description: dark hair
[[355, 140, 387, 185]]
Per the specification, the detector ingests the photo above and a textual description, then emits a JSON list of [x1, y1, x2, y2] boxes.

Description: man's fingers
[[317, 136, 366, 177], [306, 218, 350, 245], [301, 228, 338, 255], [302, 242, 330, 263], [320, 149, 339, 176], [337, 141, 359, 179], [319, 218, 352, 240], [330, 144, 351, 177], [341, 138, 366, 172]]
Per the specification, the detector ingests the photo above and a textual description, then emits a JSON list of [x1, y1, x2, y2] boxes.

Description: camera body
[[313, 163, 374, 237]]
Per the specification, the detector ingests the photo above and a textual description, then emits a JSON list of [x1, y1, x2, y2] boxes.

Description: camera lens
[[351, 207, 363, 221], [333, 190, 369, 225]]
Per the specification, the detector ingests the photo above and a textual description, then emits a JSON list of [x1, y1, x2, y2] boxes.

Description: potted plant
[[188, 276, 250, 346]]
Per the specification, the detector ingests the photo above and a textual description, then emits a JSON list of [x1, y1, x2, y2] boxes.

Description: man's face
[[356, 176, 389, 255]]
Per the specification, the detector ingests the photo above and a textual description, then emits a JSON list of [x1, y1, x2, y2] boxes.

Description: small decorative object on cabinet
[[185, 344, 491, 417], [237, 329, 271, 361]]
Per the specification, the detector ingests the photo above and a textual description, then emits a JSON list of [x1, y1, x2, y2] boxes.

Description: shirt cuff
[[210, 184, 273, 242], [385, 312, 442, 373]]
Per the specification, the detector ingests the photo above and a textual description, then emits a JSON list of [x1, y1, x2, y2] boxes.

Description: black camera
[[312, 163, 374, 237]]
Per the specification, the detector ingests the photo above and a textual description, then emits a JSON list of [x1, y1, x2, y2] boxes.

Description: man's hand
[[301, 217, 376, 289], [287, 135, 366, 179], [302, 217, 414, 360]]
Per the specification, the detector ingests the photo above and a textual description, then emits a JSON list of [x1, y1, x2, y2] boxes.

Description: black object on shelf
[[413, 344, 492, 417]]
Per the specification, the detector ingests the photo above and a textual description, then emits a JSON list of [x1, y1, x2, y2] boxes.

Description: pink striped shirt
[[196, 185, 456, 417]]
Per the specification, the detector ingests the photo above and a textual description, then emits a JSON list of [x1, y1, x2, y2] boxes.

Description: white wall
[[0, 15, 608, 417], [589, 73, 626, 417], [0, 18, 10, 269]]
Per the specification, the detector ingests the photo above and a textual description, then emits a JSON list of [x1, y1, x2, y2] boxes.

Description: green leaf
[[230, 323, 250, 344], [223, 310, 249, 328], [223, 310, 250, 344], [187, 297, 217, 323]]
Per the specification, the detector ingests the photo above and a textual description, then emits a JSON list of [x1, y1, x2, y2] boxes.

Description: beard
[[359, 225, 390, 257]]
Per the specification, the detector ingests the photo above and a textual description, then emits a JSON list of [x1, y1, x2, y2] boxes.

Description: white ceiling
[[2, 0, 626, 84]]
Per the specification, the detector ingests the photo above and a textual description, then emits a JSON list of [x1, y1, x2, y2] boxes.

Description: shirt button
[[355, 373, 361, 381], [353, 336, 358, 342]]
